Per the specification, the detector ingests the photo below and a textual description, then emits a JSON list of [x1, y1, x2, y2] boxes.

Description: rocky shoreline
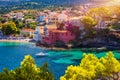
[[36, 42, 120, 51], [37, 43, 67, 51]]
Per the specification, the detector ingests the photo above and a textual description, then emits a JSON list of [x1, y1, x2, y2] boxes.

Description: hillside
[[0, 0, 89, 14], [0, 0, 114, 14]]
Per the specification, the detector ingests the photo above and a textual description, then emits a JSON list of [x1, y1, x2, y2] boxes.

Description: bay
[[0, 42, 120, 80]]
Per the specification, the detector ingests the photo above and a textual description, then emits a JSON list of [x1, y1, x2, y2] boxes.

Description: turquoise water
[[0, 42, 120, 80]]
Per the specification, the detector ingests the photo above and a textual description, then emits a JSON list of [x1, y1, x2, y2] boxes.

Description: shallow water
[[0, 42, 120, 80]]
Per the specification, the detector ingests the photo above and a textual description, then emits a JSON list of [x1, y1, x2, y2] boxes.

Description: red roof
[[50, 30, 68, 33], [21, 28, 35, 32]]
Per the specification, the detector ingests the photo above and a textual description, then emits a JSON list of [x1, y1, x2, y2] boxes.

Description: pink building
[[66, 21, 81, 38], [42, 30, 75, 45]]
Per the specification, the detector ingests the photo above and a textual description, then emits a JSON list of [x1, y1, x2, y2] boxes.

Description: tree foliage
[[111, 6, 120, 17], [0, 17, 7, 23], [12, 18, 25, 29], [27, 22, 36, 29], [24, 14, 36, 19], [0, 0, 74, 14], [0, 55, 55, 80], [81, 16, 96, 29], [60, 52, 120, 80], [87, 7, 112, 18], [81, 16, 97, 39], [1, 22, 19, 35], [109, 23, 120, 30]]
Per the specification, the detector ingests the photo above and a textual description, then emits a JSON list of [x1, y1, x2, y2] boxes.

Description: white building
[[69, 16, 83, 27], [48, 12, 57, 23], [58, 12, 68, 22], [11, 12, 24, 20], [0, 30, 3, 38], [26, 19, 35, 23], [33, 26, 42, 41]]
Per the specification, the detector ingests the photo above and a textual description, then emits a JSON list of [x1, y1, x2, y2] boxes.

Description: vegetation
[[24, 14, 36, 19], [0, 0, 80, 14], [109, 23, 120, 30], [112, 6, 120, 17], [0, 55, 55, 80], [12, 18, 25, 29], [0, 51, 120, 80], [87, 6, 120, 22], [27, 22, 37, 29], [81, 16, 97, 39], [81, 16, 97, 29], [1, 22, 20, 35], [0, 14, 38, 36], [60, 52, 120, 80], [87, 7, 112, 19], [0, 16, 7, 23]]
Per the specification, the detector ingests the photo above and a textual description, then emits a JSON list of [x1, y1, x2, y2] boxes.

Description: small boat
[[35, 52, 47, 57], [97, 47, 106, 50]]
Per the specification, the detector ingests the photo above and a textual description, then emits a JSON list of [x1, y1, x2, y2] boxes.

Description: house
[[33, 26, 42, 41], [66, 21, 82, 38], [25, 19, 35, 23], [58, 11, 68, 23], [20, 28, 35, 38], [47, 11, 59, 24], [0, 30, 3, 38], [11, 12, 24, 20], [68, 16, 83, 27], [42, 30, 75, 45], [66, 8, 72, 13], [37, 13, 50, 25], [96, 17, 112, 29], [2, 14, 12, 19], [37, 15, 46, 22]]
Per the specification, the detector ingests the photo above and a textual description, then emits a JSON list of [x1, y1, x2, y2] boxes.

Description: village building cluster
[[1, 3, 120, 47]]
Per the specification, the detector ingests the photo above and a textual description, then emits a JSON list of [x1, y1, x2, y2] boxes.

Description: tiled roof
[[21, 28, 35, 32], [50, 30, 67, 33]]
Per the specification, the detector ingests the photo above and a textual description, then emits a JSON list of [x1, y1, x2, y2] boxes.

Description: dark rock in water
[[54, 40, 67, 48], [36, 42, 40, 46]]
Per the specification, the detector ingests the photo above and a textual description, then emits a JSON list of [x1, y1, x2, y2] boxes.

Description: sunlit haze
[[105, 0, 120, 6]]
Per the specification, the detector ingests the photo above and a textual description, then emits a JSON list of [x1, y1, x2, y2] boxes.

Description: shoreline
[[39, 46, 120, 52], [38, 45, 120, 52], [37, 42, 120, 51], [0, 40, 119, 51], [38, 45, 68, 51], [0, 39, 30, 43]]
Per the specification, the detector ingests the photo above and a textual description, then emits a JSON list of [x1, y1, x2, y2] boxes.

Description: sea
[[0, 42, 120, 80]]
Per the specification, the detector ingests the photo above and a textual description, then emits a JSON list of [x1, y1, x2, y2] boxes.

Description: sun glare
[[113, 0, 120, 3], [106, 0, 120, 6]]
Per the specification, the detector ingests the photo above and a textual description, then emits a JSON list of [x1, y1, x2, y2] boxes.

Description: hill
[[0, 0, 89, 14]]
